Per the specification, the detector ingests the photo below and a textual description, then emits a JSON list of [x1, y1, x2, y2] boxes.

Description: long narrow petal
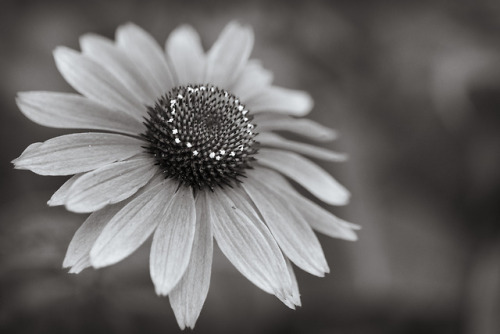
[[116, 23, 175, 97], [210, 190, 295, 306], [47, 174, 82, 206], [16, 91, 144, 136], [285, 259, 301, 307], [257, 148, 350, 206], [249, 168, 359, 240], [150, 186, 197, 296], [54, 47, 144, 120], [258, 132, 347, 161], [169, 193, 213, 330], [231, 60, 273, 101], [254, 114, 338, 142], [295, 197, 359, 241], [63, 201, 128, 273], [63, 173, 164, 273], [65, 156, 157, 213], [90, 179, 177, 268], [13, 133, 143, 175], [205, 22, 254, 87], [80, 33, 158, 105], [242, 177, 329, 276], [166, 25, 205, 85], [246, 86, 313, 116]]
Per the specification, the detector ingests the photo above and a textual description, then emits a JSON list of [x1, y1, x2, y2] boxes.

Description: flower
[[13, 22, 359, 329]]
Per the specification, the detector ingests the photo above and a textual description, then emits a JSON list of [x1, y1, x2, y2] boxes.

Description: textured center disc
[[142, 84, 258, 190]]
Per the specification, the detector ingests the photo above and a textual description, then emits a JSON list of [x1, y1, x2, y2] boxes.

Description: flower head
[[13, 22, 359, 329]]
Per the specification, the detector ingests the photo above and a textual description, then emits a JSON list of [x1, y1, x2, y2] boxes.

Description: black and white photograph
[[1, 0, 499, 333]]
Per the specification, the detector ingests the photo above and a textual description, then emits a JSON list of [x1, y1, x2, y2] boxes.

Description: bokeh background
[[2, 0, 500, 333]]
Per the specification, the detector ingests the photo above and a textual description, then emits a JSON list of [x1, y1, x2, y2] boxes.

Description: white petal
[[54, 47, 144, 120], [63, 174, 164, 273], [250, 168, 359, 240], [80, 33, 158, 105], [65, 156, 157, 213], [285, 259, 301, 307], [257, 148, 350, 206], [63, 201, 127, 273], [205, 22, 254, 86], [297, 200, 359, 241], [231, 60, 273, 101], [116, 23, 175, 98], [210, 189, 296, 306], [90, 179, 177, 268], [47, 174, 82, 206], [16, 91, 144, 136], [150, 186, 197, 296], [243, 177, 329, 276], [247, 86, 313, 116], [13, 133, 143, 176], [166, 25, 205, 85], [258, 132, 347, 161], [254, 114, 338, 142], [169, 193, 213, 329]]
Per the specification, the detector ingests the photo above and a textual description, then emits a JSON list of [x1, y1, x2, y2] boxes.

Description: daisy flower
[[13, 22, 359, 329]]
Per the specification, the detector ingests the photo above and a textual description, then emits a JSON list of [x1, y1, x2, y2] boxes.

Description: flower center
[[142, 84, 258, 190]]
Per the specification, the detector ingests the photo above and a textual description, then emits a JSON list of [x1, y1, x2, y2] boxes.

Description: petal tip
[[47, 198, 59, 207], [329, 190, 351, 206], [79, 33, 107, 51], [118, 21, 138, 30], [333, 153, 349, 162], [67, 267, 81, 274], [280, 294, 300, 310], [64, 201, 103, 214], [89, 251, 108, 269], [53, 45, 73, 58], [154, 285, 170, 297], [62, 260, 71, 269], [116, 22, 144, 38], [15, 91, 30, 103], [345, 231, 359, 241]]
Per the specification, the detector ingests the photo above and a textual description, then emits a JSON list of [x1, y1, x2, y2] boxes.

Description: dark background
[[1, 0, 500, 333]]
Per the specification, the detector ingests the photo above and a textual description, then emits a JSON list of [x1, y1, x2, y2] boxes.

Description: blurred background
[[1, 0, 500, 333]]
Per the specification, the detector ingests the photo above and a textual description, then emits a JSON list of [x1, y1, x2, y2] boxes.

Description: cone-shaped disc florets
[[142, 84, 258, 190]]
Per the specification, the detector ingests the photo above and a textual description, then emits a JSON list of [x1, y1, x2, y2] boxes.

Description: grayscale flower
[[13, 22, 359, 329]]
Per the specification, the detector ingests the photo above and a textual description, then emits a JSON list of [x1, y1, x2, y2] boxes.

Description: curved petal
[[150, 186, 197, 296], [247, 86, 313, 116], [257, 148, 350, 206], [62, 200, 128, 273], [258, 132, 347, 161], [54, 46, 144, 120], [166, 25, 205, 85], [231, 60, 273, 101], [254, 114, 338, 142], [12, 133, 144, 176], [90, 178, 177, 268], [65, 155, 157, 213], [47, 173, 82, 206], [116, 23, 175, 98], [285, 259, 301, 307], [16, 91, 144, 136], [210, 189, 296, 307], [295, 197, 359, 241], [169, 192, 213, 330], [242, 177, 329, 276], [249, 168, 359, 240], [205, 21, 254, 87], [80, 33, 158, 105]]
